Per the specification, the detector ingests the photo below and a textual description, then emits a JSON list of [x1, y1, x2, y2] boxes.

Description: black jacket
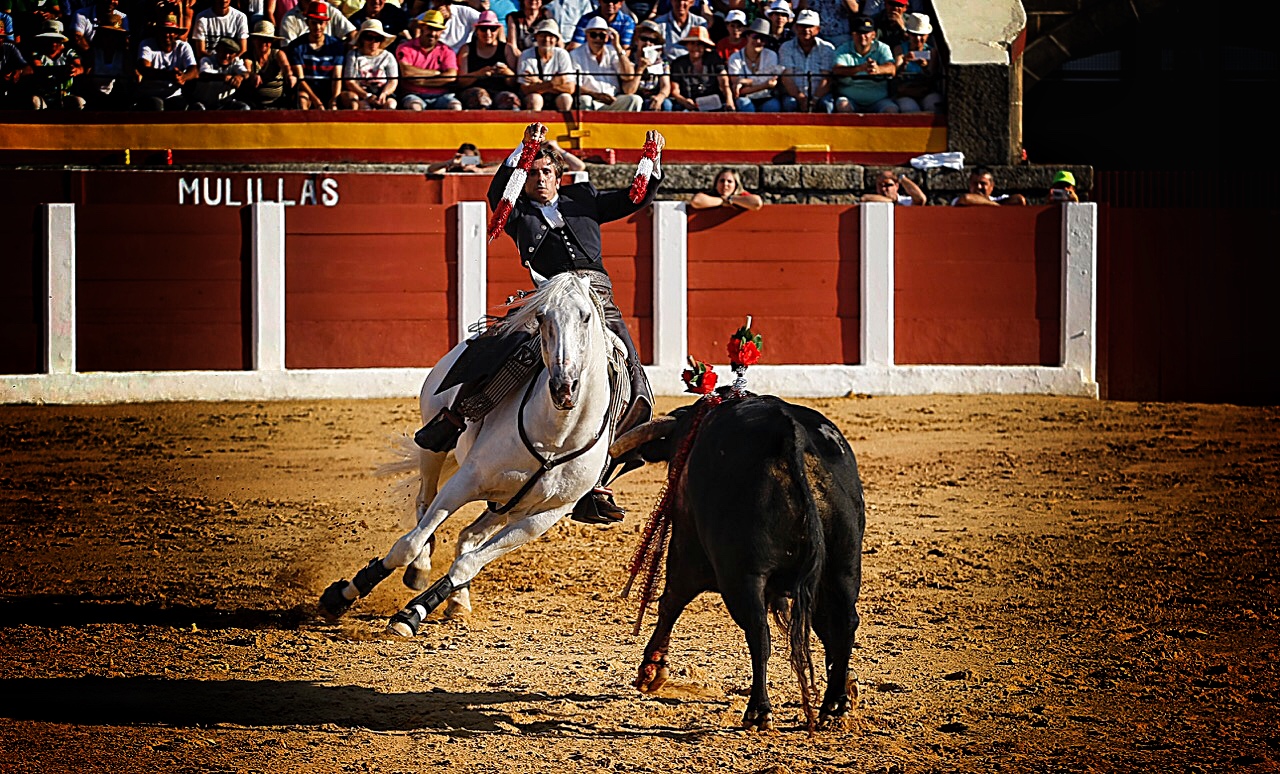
[[487, 162, 662, 279]]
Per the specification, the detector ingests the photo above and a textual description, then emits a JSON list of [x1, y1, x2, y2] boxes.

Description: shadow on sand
[[0, 594, 310, 630]]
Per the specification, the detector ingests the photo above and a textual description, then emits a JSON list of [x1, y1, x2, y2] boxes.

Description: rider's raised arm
[[594, 134, 665, 222], [486, 143, 527, 209]]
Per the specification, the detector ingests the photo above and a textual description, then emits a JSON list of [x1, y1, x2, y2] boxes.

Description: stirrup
[[414, 408, 466, 452], [571, 487, 625, 525]]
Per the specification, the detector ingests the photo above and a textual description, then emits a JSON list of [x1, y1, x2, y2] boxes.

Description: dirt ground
[[0, 393, 1277, 773]]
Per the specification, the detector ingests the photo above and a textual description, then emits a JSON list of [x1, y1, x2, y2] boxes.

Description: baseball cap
[[725, 9, 746, 25], [795, 8, 819, 26], [850, 14, 874, 34], [1052, 170, 1077, 187], [305, 0, 330, 19]]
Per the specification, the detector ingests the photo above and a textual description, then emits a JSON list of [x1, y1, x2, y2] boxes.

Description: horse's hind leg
[[319, 467, 478, 619], [443, 509, 505, 618], [403, 449, 449, 591], [386, 506, 566, 637]]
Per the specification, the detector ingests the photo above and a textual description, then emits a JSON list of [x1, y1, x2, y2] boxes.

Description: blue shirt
[[832, 38, 893, 105], [570, 10, 634, 47], [288, 34, 345, 80], [0, 11, 13, 40]]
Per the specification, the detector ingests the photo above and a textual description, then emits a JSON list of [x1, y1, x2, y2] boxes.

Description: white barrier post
[[43, 203, 76, 375], [652, 200, 688, 369], [1061, 202, 1097, 383], [251, 202, 286, 372], [859, 201, 895, 367], [457, 201, 488, 343]]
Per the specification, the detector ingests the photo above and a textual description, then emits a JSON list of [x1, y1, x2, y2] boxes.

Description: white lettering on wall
[[177, 176, 341, 207]]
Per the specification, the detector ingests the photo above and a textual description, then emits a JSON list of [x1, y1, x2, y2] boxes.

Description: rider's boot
[[414, 407, 466, 452]]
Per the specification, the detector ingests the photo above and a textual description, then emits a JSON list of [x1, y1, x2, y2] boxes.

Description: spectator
[[395, 9, 461, 109], [327, 0, 362, 22], [80, 11, 134, 108], [135, 11, 197, 109], [860, 169, 924, 205], [418, 0, 479, 53], [506, 0, 548, 53], [689, 168, 763, 210], [889, 11, 938, 112], [286, 1, 344, 108], [456, 9, 520, 109], [71, 0, 128, 51], [566, 15, 637, 110], [1, 33, 32, 108], [239, 19, 294, 107], [191, 35, 250, 107], [654, 0, 705, 61], [626, 18, 669, 110], [729, 18, 786, 112], [1049, 170, 1079, 203], [831, 13, 894, 112], [951, 166, 1027, 206], [714, 7, 745, 62], [191, 0, 248, 58], [763, 0, 792, 50], [803, 0, 852, 47], [873, 0, 905, 50], [515, 17, 571, 110], [280, 0, 353, 44], [1, 7, 12, 41], [427, 141, 488, 173], [339, 18, 397, 107], [486, 0, 517, 31], [568, 0, 631, 52], [778, 7, 832, 112], [349, 0, 410, 45], [543, 0, 589, 43], [11, 0, 66, 48], [668, 22, 727, 110], [28, 19, 85, 108]]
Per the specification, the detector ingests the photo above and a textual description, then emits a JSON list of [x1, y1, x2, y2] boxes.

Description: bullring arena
[[2, 23, 1279, 766]]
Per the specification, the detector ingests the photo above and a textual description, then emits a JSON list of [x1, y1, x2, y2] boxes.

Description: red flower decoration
[[682, 356, 718, 394], [727, 319, 764, 368]]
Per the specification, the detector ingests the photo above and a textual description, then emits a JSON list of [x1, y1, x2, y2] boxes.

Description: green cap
[[1052, 170, 1076, 187]]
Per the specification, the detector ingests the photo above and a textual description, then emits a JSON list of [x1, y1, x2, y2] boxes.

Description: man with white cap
[[889, 11, 939, 112], [567, 15, 640, 110], [778, 7, 833, 112], [340, 18, 398, 107], [515, 17, 573, 110], [568, 0, 633, 52], [763, 0, 793, 50], [715, 8, 747, 62]]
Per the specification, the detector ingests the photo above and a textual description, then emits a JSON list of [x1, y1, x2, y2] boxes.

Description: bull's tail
[[785, 414, 824, 734]]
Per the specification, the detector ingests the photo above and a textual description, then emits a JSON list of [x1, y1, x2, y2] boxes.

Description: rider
[[417, 122, 663, 524]]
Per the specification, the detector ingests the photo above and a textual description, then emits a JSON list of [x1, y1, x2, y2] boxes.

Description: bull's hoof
[[319, 580, 355, 619], [817, 712, 850, 731], [634, 656, 669, 694], [386, 605, 424, 638], [403, 565, 431, 591], [742, 707, 773, 731]]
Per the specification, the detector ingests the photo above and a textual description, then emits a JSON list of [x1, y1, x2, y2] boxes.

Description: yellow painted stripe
[[0, 119, 945, 153]]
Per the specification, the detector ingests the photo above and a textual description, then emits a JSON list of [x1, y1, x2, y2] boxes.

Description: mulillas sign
[[177, 176, 340, 207]]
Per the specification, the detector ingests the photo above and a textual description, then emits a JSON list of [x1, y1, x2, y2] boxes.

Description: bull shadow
[[0, 676, 728, 739], [0, 594, 310, 631]]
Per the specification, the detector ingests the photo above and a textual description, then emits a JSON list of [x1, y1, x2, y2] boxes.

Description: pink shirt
[[396, 39, 456, 96]]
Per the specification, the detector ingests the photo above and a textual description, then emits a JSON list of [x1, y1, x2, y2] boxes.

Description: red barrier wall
[[1100, 206, 1280, 404], [687, 206, 862, 365], [487, 211, 655, 364], [285, 205, 454, 369], [0, 179, 63, 375], [895, 207, 1062, 366]]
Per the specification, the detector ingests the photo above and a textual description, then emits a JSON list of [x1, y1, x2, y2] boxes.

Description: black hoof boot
[[386, 576, 465, 637], [319, 579, 356, 619], [352, 557, 393, 596]]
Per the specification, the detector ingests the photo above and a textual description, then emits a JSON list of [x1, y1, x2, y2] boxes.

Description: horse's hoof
[[443, 600, 470, 620], [386, 605, 423, 638], [403, 565, 430, 591], [319, 580, 355, 619], [742, 709, 773, 731], [818, 712, 850, 731], [386, 620, 416, 638]]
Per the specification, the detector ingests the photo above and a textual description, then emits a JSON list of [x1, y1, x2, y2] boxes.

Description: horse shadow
[[0, 594, 311, 631]]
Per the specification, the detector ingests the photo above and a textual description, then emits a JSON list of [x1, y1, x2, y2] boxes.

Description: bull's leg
[[386, 507, 566, 637], [720, 577, 774, 731], [318, 467, 477, 619], [813, 573, 861, 726], [635, 538, 713, 695], [443, 509, 506, 618]]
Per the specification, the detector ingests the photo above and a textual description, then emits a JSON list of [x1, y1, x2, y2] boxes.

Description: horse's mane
[[501, 272, 605, 334]]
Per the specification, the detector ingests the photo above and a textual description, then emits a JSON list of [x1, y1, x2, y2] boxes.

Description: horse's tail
[[785, 412, 825, 736]]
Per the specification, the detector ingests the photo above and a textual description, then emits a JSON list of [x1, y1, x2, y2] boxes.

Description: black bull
[[619, 394, 866, 731]]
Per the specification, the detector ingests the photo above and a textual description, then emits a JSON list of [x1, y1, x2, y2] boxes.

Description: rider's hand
[[524, 122, 547, 145], [646, 129, 665, 153]]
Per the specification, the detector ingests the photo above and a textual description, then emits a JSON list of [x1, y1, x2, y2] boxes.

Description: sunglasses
[[587, 30, 608, 39]]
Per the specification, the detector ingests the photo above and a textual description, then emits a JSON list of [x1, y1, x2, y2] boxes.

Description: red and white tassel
[[486, 139, 542, 242], [628, 137, 660, 204]]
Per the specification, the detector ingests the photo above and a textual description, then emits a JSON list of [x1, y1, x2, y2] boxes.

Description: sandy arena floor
[[0, 394, 1277, 773]]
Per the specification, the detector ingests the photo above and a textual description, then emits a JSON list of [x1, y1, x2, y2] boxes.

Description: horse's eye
[[580, 309, 591, 324]]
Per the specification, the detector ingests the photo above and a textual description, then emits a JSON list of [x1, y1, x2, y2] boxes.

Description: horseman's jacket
[[487, 162, 662, 280]]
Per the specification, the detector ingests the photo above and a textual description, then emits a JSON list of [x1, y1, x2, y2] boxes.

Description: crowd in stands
[[0, 0, 943, 111]]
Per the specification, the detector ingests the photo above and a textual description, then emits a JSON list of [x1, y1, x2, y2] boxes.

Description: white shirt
[[343, 47, 398, 89], [279, 6, 354, 44], [534, 196, 566, 228], [191, 7, 249, 44], [440, 4, 479, 52], [72, 7, 129, 46], [728, 47, 783, 98], [568, 43, 622, 97], [517, 46, 573, 82]]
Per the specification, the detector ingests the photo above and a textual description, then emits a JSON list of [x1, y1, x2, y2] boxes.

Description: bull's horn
[[610, 416, 678, 458]]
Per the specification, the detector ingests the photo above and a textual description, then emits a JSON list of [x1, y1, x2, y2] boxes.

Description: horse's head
[[512, 274, 602, 411]]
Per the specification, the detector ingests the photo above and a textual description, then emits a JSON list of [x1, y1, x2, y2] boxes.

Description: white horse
[[319, 272, 625, 636]]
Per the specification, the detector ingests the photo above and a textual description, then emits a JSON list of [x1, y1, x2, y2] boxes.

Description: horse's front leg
[[443, 509, 506, 618], [386, 506, 567, 637], [319, 468, 478, 619]]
